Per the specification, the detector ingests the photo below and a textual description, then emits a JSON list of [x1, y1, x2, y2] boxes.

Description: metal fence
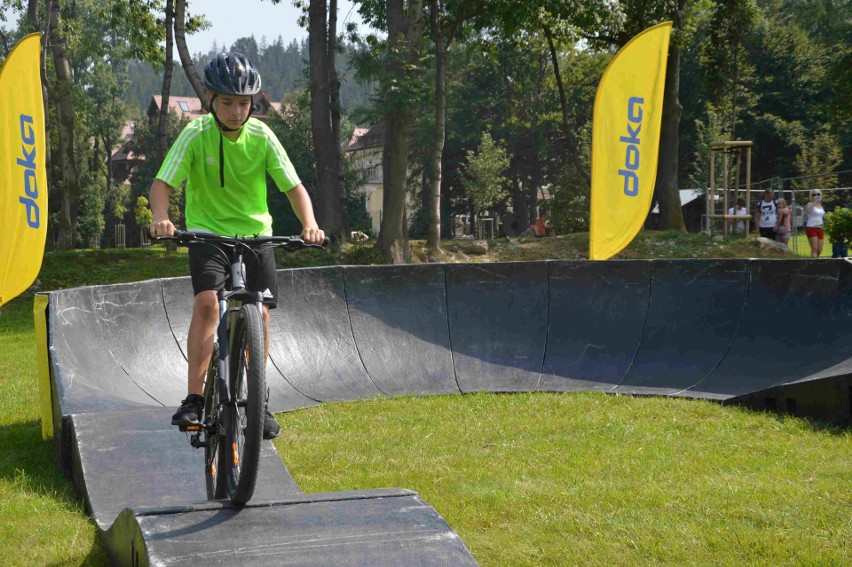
[[705, 169, 851, 256]]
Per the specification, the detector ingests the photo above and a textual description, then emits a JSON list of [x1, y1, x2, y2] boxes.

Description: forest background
[[1, 0, 849, 263]]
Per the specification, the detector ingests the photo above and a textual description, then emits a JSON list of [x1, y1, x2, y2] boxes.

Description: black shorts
[[188, 242, 278, 309]]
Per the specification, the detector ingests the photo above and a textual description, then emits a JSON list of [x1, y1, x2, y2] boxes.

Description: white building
[[346, 124, 385, 236]]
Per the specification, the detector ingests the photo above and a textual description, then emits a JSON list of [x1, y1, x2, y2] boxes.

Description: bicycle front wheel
[[224, 304, 266, 505], [203, 343, 227, 500]]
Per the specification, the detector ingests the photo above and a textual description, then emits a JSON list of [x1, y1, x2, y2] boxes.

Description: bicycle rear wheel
[[203, 343, 227, 500], [224, 304, 266, 505]]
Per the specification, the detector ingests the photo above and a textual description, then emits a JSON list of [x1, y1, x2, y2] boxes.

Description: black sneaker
[[263, 409, 280, 440], [172, 394, 204, 426]]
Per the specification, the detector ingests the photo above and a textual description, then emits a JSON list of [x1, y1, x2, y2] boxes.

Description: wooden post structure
[[708, 141, 753, 237]]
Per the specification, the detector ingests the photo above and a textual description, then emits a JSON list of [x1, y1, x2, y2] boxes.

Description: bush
[[824, 208, 852, 247]]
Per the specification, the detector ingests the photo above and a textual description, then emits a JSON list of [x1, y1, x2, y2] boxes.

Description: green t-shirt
[[156, 114, 301, 236]]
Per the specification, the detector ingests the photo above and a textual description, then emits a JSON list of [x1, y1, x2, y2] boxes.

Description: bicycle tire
[[203, 343, 227, 500], [224, 304, 266, 504]]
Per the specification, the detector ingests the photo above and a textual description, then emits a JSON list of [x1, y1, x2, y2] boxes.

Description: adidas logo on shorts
[[261, 288, 274, 299]]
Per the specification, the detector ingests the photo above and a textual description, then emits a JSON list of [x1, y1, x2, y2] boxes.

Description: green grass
[[0, 240, 847, 565], [276, 394, 851, 566], [0, 298, 108, 566]]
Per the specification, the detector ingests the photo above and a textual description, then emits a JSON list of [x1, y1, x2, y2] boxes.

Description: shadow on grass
[[725, 400, 852, 436], [769, 411, 851, 435], [0, 419, 109, 566], [45, 537, 109, 567], [0, 419, 69, 491]]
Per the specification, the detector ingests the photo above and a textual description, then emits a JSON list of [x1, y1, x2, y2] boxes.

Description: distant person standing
[[774, 198, 792, 245], [728, 198, 748, 234], [805, 189, 826, 257], [754, 189, 777, 239]]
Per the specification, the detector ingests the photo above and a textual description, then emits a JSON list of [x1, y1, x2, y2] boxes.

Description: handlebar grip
[[294, 235, 330, 248], [154, 230, 188, 242]]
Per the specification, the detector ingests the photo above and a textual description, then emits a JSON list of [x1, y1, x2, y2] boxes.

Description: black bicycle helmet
[[203, 52, 262, 96]]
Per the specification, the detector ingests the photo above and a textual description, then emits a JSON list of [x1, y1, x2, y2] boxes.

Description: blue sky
[[1, 2, 363, 56], [184, 0, 363, 54]]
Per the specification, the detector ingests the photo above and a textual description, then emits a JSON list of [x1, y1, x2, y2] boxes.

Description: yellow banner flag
[[589, 22, 672, 260], [0, 33, 47, 307]]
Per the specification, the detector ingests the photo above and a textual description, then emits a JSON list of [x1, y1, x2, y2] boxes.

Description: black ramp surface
[[91, 280, 186, 405], [162, 276, 316, 413], [446, 262, 547, 392], [685, 260, 852, 397], [270, 267, 379, 402], [617, 260, 749, 395], [49, 286, 156, 414], [779, 260, 852, 386], [540, 260, 650, 391], [105, 490, 478, 566], [345, 264, 458, 396], [70, 408, 301, 530]]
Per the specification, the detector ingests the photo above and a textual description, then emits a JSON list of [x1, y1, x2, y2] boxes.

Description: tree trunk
[[26, 0, 39, 30], [28, 0, 52, 247], [158, 0, 175, 159], [653, 0, 686, 232], [426, 0, 446, 251], [48, 0, 82, 249], [309, 0, 344, 239], [328, 0, 349, 236], [512, 175, 527, 232], [378, 0, 423, 264], [174, 0, 208, 111], [544, 26, 590, 187]]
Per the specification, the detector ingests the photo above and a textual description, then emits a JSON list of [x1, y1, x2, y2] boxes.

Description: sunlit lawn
[[276, 394, 851, 566]]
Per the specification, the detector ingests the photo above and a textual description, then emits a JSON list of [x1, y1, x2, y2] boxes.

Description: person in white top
[[754, 189, 778, 238], [804, 189, 826, 257], [728, 198, 748, 234]]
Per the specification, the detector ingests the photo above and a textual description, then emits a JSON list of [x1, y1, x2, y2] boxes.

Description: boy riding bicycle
[[149, 52, 325, 439]]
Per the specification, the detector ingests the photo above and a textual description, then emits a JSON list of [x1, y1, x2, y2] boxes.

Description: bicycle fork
[[188, 291, 232, 450]]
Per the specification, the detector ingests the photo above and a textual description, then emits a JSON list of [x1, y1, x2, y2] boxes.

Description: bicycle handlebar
[[156, 230, 330, 251]]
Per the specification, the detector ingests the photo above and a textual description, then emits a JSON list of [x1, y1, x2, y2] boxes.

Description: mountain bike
[[158, 230, 327, 505]]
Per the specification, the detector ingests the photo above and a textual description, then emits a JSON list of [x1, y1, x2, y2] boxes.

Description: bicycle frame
[[214, 249, 265, 414], [158, 230, 327, 503], [188, 246, 265, 449]]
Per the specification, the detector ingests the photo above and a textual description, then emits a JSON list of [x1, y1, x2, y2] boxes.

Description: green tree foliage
[[76, 160, 107, 249], [265, 91, 318, 235], [463, 131, 510, 215], [824, 207, 852, 248], [4, 0, 851, 252], [125, 111, 188, 244], [134, 195, 154, 227], [686, 0, 850, 185], [119, 37, 373, 115], [266, 89, 368, 236]]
